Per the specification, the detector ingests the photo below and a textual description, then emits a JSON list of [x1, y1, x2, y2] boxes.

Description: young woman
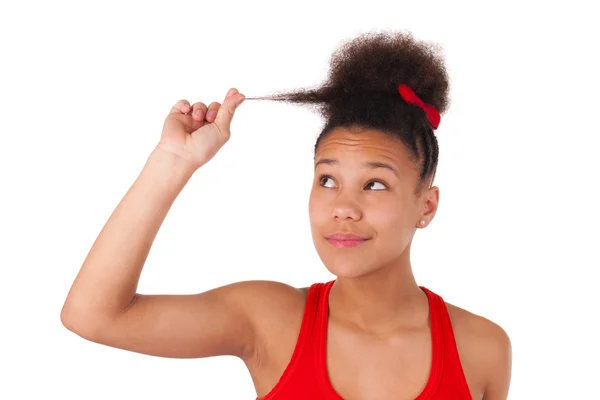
[[61, 31, 512, 399]]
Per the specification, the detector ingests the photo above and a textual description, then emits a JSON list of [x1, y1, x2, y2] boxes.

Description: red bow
[[398, 84, 441, 130]]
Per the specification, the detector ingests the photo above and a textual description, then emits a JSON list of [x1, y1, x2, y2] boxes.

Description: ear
[[421, 186, 440, 221]]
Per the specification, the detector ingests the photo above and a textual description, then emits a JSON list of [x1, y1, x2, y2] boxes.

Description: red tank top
[[257, 280, 472, 400]]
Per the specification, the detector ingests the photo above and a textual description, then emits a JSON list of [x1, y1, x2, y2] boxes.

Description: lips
[[326, 237, 370, 249], [325, 232, 370, 241]]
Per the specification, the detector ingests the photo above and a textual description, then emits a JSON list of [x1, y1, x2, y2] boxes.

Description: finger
[[214, 89, 245, 132], [225, 88, 239, 99], [205, 101, 221, 123], [191, 101, 208, 121], [169, 99, 191, 115]]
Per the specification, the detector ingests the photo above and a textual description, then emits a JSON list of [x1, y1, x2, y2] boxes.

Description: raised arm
[[60, 90, 263, 360]]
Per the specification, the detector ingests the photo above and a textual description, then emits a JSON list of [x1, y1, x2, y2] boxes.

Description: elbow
[[60, 305, 103, 341], [60, 306, 79, 333]]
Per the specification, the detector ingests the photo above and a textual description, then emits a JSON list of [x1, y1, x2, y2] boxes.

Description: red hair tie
[[398, 84, 441, 130]]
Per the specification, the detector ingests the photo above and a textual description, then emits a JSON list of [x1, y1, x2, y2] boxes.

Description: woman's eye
[[318, 175, 387, 190], [320, 175, 334, 188], [365, 181, 387, 190]]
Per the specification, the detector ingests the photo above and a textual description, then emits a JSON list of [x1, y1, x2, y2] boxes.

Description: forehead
[[315, 126, 414, 171]]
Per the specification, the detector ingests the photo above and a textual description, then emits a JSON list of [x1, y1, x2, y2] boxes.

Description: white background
[[1, 1, 598, 399]]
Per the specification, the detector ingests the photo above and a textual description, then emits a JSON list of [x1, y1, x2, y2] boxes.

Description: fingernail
[[207, 110, 217, 120], [194, 108, 202, 116], [235, 95, 245, 106]]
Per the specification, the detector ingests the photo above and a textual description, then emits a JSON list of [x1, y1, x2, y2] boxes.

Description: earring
[[419, 220, 425, 227]]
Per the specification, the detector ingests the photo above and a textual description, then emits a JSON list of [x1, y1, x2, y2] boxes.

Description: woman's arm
[[482, 323, 512, 400], [60, 148, 258, 360]]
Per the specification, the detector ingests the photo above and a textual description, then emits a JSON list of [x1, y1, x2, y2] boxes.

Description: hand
[[156, 88, 245, 172]]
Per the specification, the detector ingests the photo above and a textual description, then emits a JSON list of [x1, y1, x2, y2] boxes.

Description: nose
[[331, 195, 362, 221]]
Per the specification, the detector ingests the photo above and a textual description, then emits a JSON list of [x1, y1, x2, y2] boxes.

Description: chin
[[322, 259, 378, 279], [314, 239, 383, 279]]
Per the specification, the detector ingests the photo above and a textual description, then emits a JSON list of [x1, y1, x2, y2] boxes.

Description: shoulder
[[445, 302, 512, 399], [229, 280, 308, 317], [229, 280, 311, 334], [446, 302, 511, 346], [232, 280, 311, 367]]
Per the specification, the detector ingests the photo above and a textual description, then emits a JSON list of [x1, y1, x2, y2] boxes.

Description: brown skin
[[61, 96, 511, 400], [246, 127, 511, 399], [245, 284, 511, 400], [309, 125, 435, 333]]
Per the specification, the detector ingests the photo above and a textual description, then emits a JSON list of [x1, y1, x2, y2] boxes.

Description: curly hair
[[245, 30, 451, 195]]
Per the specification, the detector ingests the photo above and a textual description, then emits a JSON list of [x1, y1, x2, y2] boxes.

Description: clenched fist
[[156, 88, 245, 172]]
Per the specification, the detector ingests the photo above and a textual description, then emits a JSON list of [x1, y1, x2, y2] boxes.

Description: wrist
[[144, 146, 196, 187]]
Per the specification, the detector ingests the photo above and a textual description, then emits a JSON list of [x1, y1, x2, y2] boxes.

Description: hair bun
[[324, 30, 450, 115]]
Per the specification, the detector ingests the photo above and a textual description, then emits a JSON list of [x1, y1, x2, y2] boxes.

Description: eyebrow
[[314, 158, 400, 178]]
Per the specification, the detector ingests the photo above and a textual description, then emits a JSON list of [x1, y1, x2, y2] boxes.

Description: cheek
[[372, 209, 404, 232], [308, 186, 328, 215], [308, 191, 323, 231], [308, 201, 329, 234], [369, 200, 412, 236]]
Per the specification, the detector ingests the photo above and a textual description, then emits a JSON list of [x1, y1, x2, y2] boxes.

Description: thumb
[[214, 88, 245, 133]]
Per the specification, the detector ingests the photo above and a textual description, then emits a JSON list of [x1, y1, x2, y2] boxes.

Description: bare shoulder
[[446, 302, 510, 340], [237, 280, 309, 365], [235, 280, 308, 332], [445, 302, 513, 399], [233, 280, 306, 324], [238, 280, 307, 311]]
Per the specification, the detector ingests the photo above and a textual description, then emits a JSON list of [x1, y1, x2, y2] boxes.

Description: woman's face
[[309, 126, 437, 278]]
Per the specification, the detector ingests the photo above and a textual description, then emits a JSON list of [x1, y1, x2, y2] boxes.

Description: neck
[[328, 250, 429, 335]]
